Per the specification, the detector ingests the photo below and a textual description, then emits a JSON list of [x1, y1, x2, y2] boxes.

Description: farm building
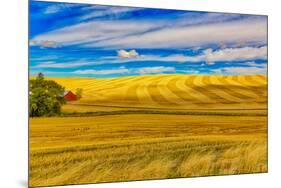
[[64, 91, 77, 101]]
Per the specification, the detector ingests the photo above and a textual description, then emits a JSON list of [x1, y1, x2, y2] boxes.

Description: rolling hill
[[50, 74, 267, 110]]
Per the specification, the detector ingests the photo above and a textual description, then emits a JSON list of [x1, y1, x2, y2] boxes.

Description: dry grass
[[29, 75, 268, 187], [29, 114, 267, 187]]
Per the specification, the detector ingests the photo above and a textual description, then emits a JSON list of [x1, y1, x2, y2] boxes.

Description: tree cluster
[[29, 73, 65, 117]]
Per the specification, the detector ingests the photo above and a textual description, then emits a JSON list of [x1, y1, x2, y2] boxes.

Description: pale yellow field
[[29, 74, 268, 187]]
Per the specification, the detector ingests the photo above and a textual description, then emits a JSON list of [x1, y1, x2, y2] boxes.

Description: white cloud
[[147, 54, 187, 63], [31, 20, 157, 46], [97, 46, 267, 65], [117, 49, 139, 58], [135, 46, 267, 64], [70, 66, 176, 75], [200, 46, 267, 63], [44, 5, 60, 14], [29, 55, 58, 61], [178, 69, 200, 74], [31, 16, 267, 49], [34, 61, 92, 68], [31, 46, 267, 69], [44, 4, 81, 14], [73, 68, 129, 75], [79, 7, 142, 21], [89, 18, 267, 49], [213, 62, 267, 75], [137, 66, 176, 74], [29, 40, 59, 48]]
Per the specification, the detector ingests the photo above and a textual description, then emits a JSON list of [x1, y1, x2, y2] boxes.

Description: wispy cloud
[[44, 5, 62, 14], [30, 46, 267, 71], [79, 6, 143, 21], [213, 61, 267, 75], [29, 55, 58, 61], [31, 14, 267, 49], [43, 4, 82, 14], [184, 46, 267, 64], [33, 60, 92, 68], [71, 66, 176, 75], [73, 68, 130, 75], [30, 40, 59, 48], [137, 66, 176, 74], [31, 20, 158, 46], [98, 46, 267, 65], [92, 18, 266, 49], [214, 66, 267, 75]]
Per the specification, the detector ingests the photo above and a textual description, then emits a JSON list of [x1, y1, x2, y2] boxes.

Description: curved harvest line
[[171, 75, 214, 105], [203, 76, 243, 102], [135, 77, 161, 105], [156, 75, 189, 105], [219, 76, 261, 99], [190, 76, 235, 104]]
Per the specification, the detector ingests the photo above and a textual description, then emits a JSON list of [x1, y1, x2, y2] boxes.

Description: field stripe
[[226, 76, 267, 97], [135, 77, 162, 105], [210, 76, 259, 101], [203, 76, 243, 102], [218, 76, 261, 99], [80, 77, 126, 91], [256, 75, 267, 84], [184, 76, 219, 104], [236, 75, 261, 86], [79, 77, 148, 103], [156, 76, 190, 105], [235, 76, 267, 99], [168, 75, 213, 105], [177, 76, 215, 104], [90, 76, 143, 92], [90, 76, 147, 95], [245, 75, 267, 86], [190, 76, 235, 104], [123, 77, 160, 104], [143, 75, 177, 105]]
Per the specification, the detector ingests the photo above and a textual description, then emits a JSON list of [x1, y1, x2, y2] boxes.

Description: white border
[[1, 0, 281, 188]]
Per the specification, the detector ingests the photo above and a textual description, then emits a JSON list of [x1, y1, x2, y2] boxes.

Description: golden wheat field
[[29, 74, 268, 187]]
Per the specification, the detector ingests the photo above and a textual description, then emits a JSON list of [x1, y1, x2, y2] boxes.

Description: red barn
[[64, 91, 77, 101]]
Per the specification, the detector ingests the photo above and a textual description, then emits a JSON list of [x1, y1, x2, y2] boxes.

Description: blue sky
[[29, 1, 268, 78]]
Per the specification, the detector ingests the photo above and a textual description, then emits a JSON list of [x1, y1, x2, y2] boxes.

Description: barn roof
[[64, 91, 69, 96], [64, 90, 76, 96]]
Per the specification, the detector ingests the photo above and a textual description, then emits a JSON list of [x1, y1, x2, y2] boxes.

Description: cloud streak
[[184, 46, 267, 64], [79, 6, 143, 21], [99, 46, 268, 64], [30, 40, 59, 48], [33, 61, 92, 68], [92, 18, 266, 49], [212, 61, 267, 75], [71, 66, 176, 75], [31, 15, 267, 49], [73, 68, 130, 75], [138, 66, 176, 74], [213, 65, 267, 75]]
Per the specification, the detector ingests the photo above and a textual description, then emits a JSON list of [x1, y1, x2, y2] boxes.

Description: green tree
[[29, 73, 65, 117], [76, 88, 83, 100]]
